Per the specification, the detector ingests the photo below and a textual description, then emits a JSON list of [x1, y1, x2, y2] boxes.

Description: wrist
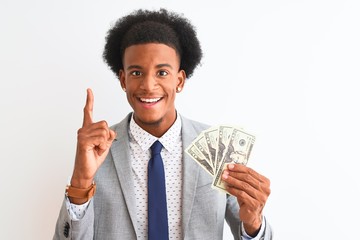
[[243, 217, 262, 237], [70, 174, 94, 189]]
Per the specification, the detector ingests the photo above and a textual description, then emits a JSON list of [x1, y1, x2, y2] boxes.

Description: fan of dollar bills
[[185, 125, 256, 194]]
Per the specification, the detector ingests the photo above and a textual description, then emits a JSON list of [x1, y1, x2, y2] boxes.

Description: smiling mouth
[[139, 97, 162, 103]]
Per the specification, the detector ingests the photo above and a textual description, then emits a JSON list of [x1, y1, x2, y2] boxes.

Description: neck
[[134, 114, 177, 138]]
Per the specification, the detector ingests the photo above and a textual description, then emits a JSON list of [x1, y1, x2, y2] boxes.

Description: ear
[[119, 69, 126, 89], [176, 70, 186, 92]]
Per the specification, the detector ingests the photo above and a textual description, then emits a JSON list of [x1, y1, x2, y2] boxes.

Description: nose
[[140, 73, 158, 91]]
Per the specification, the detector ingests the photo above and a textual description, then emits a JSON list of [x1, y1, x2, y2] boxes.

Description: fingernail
[[228, 164, 234, 169], [222, 171, 229, 179]]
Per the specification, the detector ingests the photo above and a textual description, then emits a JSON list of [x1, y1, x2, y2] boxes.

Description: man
[[54, 8, 272, 239]]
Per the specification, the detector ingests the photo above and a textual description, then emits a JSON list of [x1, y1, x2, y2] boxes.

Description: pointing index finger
[[83, 88, 94, 127]]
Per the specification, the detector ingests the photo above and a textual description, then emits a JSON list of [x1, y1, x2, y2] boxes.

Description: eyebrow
[[126, 63, 174, 70]]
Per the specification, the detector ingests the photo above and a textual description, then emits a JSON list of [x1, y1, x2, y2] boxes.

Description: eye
[[130, 71, 142, 76], [158, 70, 168, 76]]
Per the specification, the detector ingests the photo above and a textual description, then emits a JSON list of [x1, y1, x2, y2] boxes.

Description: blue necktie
[[148, 140, 169, 240]]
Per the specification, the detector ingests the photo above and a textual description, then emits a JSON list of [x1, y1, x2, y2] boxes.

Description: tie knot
[[151, 140, 163, 155]]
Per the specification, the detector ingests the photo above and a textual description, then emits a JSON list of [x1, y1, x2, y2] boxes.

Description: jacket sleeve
[[53, 198, 94, 240], [225, 194, 273, 240]]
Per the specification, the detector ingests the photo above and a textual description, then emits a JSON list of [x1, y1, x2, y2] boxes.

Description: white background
[[1, 0, 360, 239]]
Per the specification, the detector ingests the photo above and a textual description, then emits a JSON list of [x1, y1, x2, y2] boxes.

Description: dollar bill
[[212, 128, 255, 193], [203, 127, 219, 169], [192, 133, 213, 169], [185, 124, 256, 195], [214, 125, 234, 173], [185, 144, 214, 175]]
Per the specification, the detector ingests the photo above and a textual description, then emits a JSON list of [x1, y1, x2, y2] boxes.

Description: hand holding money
[[186, 125, 271, 236], [222, 163, 271, 236], [185, 125, 256, 194]]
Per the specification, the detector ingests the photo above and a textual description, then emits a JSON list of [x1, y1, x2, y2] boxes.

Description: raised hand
[[222, 164, 271, 237], [70, 88, 116, 190]]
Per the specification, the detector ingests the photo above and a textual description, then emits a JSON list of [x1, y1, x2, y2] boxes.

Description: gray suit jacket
[[53, 113, 272, 239]]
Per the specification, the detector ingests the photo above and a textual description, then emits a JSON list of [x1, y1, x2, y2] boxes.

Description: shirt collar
[[129, 113, 182, 152]]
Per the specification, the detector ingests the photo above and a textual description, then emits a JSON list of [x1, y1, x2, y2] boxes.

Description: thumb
[[109, 129, 117, 142]]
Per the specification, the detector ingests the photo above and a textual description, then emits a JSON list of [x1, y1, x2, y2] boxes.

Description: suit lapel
[[180, 116, 201, 234], [110, 114, 140, 237]]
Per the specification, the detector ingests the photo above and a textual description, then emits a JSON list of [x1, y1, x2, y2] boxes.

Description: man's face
[[119, 43, 185, 136]]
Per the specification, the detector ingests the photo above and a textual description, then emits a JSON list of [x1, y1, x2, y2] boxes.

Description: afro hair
[[103, 8, 202, 79]]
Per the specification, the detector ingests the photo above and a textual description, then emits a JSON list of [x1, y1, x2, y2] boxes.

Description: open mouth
[[139, 97, 162, 103]]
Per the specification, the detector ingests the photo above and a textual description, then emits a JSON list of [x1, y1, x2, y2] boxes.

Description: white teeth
[[140, 97, 161, 103]]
